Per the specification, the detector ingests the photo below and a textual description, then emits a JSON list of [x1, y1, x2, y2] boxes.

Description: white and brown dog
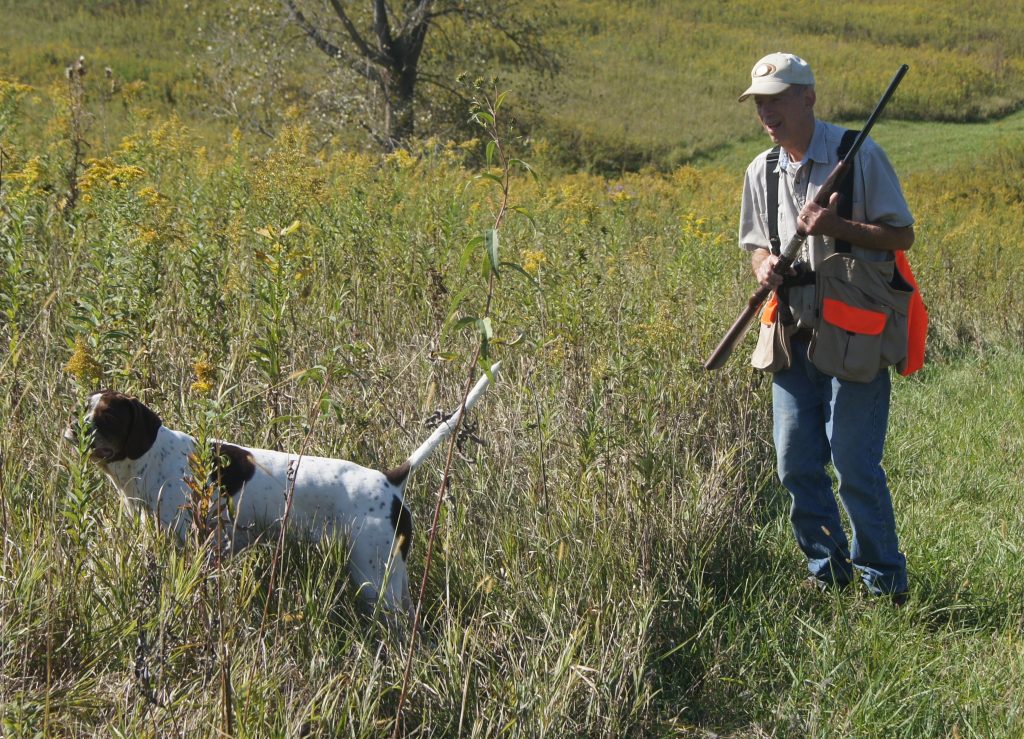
[[64, 364, 499, 617]]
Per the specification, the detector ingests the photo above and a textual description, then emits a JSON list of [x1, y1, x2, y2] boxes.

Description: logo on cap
[[753, 63, 776, 78]]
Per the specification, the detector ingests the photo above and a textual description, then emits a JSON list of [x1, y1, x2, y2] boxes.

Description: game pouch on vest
[[808, 253, 913, 382], [751, 294, 794, 373]]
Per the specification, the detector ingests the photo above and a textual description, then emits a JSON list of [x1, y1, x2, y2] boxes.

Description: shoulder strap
[[764, 131, 860, 255], [834, 128, 858, 254], [765, 146, 781, 255]]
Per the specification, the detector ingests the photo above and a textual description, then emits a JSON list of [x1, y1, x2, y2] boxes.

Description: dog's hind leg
[[347, 530, 411, 617]]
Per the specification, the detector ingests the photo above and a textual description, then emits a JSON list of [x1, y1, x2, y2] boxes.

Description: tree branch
[[328, 0, 390, 67], [400, 0, 434, 40], [282, 0, 386, 82], [372, 0, 395, 59]]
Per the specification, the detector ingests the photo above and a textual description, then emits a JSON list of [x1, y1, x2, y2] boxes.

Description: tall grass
[[1, 76, 776, 734], [2, 27, 1024, 738]]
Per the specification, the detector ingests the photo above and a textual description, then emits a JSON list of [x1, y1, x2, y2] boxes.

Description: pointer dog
[[64, 364, 499, 616]]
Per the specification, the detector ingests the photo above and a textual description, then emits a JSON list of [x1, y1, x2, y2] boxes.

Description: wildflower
[[6, 157, 45, 189], [608, 183, 633, 203], [190, 359, 216, 397], [148, 117, 190, 155], [136, 186, 163, 207], [0, 78, 33, 99], [521, 249, 547, 276], [64, 336, 103, 384], [78, 157, 146, 193], [120, 79, 146, 103], [385, 148, 417, 169], [680, 212, 711, 240]]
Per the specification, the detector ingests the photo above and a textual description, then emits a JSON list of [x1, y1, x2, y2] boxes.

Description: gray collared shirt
[[739, 119, 914, 327]]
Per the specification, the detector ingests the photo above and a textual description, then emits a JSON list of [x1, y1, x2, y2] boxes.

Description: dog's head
[[64, 390, 163, 463]]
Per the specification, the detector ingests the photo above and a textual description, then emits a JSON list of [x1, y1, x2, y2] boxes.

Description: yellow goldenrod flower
[[521, 249, 547, 276], [64, 336, 103, 384], [190, 359, 216, 397]]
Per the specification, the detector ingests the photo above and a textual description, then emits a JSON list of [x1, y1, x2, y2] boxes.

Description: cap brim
[[737, 79, 793, 102]]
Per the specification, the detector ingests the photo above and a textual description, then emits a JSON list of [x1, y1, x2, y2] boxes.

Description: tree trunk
[[382, 59, 419, 148], [383, 87, 412, 147]]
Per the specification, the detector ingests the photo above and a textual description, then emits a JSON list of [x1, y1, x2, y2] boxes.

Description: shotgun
[[703, 64, 909, 371]]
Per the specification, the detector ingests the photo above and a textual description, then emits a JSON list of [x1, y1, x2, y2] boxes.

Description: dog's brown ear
[[121, 396, 162, 460]]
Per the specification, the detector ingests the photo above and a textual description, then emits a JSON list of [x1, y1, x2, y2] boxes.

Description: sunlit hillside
[[2, 0, 1022, 169]]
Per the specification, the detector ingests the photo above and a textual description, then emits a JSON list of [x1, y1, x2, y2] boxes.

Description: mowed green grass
[[544, 0, 1024, 169]]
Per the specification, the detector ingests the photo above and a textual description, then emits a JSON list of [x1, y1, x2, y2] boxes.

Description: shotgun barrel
[[703, 64, 909, 372]]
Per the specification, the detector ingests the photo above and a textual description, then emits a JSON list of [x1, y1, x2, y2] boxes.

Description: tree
[[280, 0, 558, 149]]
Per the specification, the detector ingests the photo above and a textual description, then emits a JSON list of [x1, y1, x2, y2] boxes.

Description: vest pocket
[[809, 254, 911, 382], [813, 298, 888, 382], [751, 295, 794, 373]]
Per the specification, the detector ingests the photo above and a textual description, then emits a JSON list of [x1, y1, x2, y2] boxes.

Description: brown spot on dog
[[209, 442, 256, 496], [385, 460, 410, 487], [389, 495, 413, 559], [90, 391, 162, 461]]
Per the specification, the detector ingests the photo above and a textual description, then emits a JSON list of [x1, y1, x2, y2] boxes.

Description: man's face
[[753, 85, 815, 149]]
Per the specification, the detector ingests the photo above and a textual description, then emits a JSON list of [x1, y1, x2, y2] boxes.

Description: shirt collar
[[777, 119, 828, 172]]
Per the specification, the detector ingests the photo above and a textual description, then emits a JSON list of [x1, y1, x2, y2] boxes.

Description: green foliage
[[2, 0, 1023, 170], [2, 3, 1024, 732], [541, 0, 1024, 170]]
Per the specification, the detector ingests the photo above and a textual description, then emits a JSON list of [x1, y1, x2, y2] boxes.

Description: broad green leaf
[[511, 205, 538, 229], [477, 354, 497, 383], [451, 315, 479, 331], [499, 261, 540, 288], [485, 229, 500, 277], [476, 172, 504, 186], [279, 219, 301, 237], [461, 235, 485, 273]]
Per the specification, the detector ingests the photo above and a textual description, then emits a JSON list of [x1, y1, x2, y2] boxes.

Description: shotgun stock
[[703, 64, 909, 372]]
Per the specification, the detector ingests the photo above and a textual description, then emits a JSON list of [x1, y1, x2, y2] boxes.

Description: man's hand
[[798, 191, 842, 237], [751, 249, 795, 289], [798, 191, 915, 252]]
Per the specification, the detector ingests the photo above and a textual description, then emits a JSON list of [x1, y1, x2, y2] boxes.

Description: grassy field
[[2, 2, 1024, 736], [2, 0, 1023, 169]]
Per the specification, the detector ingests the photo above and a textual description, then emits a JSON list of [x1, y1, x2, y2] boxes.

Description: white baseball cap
[[738, 53, 815, 102]]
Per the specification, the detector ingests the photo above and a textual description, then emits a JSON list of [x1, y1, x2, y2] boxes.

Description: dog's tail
[[403, 362, 500, 474]]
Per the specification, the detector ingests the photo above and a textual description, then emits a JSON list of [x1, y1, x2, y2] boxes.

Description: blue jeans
[[772, 343, 907, 595]]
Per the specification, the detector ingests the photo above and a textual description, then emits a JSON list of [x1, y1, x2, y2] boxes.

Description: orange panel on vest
[[761, 293, 780, 325], [822, 298, 887, 335]]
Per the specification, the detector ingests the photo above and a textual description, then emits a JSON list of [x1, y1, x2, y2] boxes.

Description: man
[[738, 52, 913, 602]]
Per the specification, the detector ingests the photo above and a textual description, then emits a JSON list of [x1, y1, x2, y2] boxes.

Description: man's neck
[[781, 119, 817, 162]]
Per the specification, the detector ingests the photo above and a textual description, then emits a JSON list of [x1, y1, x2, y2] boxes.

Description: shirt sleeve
[[856, 139, 914, 228], [739, 156, 771, 253]]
